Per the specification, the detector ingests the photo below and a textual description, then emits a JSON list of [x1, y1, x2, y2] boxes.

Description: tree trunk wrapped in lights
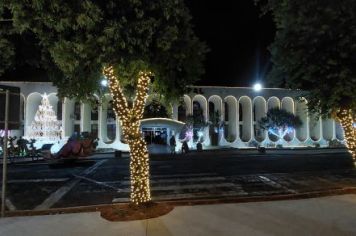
[[337, 109, 356, 160], [103, 66, 151, 204]]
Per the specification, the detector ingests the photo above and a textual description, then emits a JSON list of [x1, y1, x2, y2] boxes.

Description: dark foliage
[[255, 0, 356, 116], [143, 100, 168, 118], [0, 0, 207, 101], [259, 107, 302, 131]]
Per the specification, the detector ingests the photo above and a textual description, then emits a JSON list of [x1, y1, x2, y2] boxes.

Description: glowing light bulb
[[101, 79, 108, 87], [253, 83, 262, 92]]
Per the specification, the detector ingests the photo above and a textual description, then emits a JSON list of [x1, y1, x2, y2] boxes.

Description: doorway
[[142, 127, 168, 145]]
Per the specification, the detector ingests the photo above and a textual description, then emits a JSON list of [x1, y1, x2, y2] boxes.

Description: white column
[[62, 98, 74, 137], [172, 103, 178, 120], [98, 101, 108, 143], [80, 103, 91, 132], [115, 118, 122, 143], [24, 96, 30, 137], [322, 118, 335, 140], [295, 100, 308, 142]]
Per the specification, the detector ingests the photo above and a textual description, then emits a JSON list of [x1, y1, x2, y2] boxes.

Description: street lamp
[[101, 78, 108, 87], [253, 83, 262, 92]]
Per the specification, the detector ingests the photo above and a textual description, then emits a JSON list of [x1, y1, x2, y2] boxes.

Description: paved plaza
[[0, 148, 355, 211], [1, 194, 356, 236]]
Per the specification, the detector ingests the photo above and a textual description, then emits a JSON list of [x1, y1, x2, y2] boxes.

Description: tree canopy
[[143, 99, 168, 118], [259, 107, 302, 139], [259, 107, 302, 130], [1, 0, 207, 101], [256, 0, 356, 116]]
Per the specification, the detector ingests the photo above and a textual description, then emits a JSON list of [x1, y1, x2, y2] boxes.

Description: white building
[[0, 81, 345, 151]]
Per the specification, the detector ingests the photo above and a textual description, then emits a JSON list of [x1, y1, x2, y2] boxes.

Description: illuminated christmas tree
[[29, 93, 62, 140]]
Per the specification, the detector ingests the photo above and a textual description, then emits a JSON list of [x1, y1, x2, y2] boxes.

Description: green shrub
[[328, 139, 346, 148], [313, 142, 320, 148], [248, 140, 259, 147]]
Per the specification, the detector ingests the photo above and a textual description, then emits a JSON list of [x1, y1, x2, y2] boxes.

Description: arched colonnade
[[19, 91, 345, 149], [177, 94, 344, 147]]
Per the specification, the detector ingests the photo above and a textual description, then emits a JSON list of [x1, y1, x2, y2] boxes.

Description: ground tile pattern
[[0, 148, 355, 210]]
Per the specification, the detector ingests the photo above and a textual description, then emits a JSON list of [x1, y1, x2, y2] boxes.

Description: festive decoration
[[267, 127, 294, 140], [259, 108, 302, 143], [103, 66, 152, 205], [28, 93, 62, 140], [338, 109, 355, 159], [0, 130, 12, 137]]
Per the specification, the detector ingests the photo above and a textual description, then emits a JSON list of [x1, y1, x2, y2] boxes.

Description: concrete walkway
[[1, 194, 356, 236]]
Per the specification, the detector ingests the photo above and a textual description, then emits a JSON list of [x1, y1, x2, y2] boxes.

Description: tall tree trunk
[[103, 66, 151, 205], [337, 109, 356, 160], [124, 120, 151, 204]]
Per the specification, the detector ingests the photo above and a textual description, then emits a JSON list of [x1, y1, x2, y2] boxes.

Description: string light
[[338, 109, 356, 160], [29, 93, 62, 140], [103, 66, 152, 205]]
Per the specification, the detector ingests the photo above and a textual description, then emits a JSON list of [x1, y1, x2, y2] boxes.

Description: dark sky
[[1, 1, 276, 87], [186, 0, 275, 87]]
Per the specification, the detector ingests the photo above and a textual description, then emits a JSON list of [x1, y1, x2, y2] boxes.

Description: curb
[[4, 187, 356, 218], [162, 187, 356, 206]]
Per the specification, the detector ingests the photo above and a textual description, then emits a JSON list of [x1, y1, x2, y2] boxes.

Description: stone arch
[[267, 96, 280, 110], [47, 93, 59, 116], [309, 113, 321, 141], [281, 97, 295, 141], [295, 98, 308, 142], [224, 96, 238, 143], [238, 96, 252, 142], [281, 97, 294, 113], [208, 95, 223, 145], [322, 118, 334, 141], [191, 95, 208, 144], [192, 95, 208, 122], [208, 95, 223, 118], [253, 96, 267, 142], [178, 95, 191, 122]]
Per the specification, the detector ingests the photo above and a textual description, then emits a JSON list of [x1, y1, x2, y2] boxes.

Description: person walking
[[169, 135, 176, 155], [181, 140, 189, 154]]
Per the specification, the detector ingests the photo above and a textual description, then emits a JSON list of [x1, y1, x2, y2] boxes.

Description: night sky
[[1, 1, 276, 87], [187, 0, 275, 87]]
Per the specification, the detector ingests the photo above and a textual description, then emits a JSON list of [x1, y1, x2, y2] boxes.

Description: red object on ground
[[54, 139, 95, 159]]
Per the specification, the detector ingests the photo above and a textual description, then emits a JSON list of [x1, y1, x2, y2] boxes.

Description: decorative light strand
[[338, 109, 356, 160], [29, 93, 62, 140], [103, 66, 152, 205]]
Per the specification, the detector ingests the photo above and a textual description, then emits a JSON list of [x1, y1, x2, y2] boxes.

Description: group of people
[[0, 136, 37, 157], [169, 135, 190, 155]]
